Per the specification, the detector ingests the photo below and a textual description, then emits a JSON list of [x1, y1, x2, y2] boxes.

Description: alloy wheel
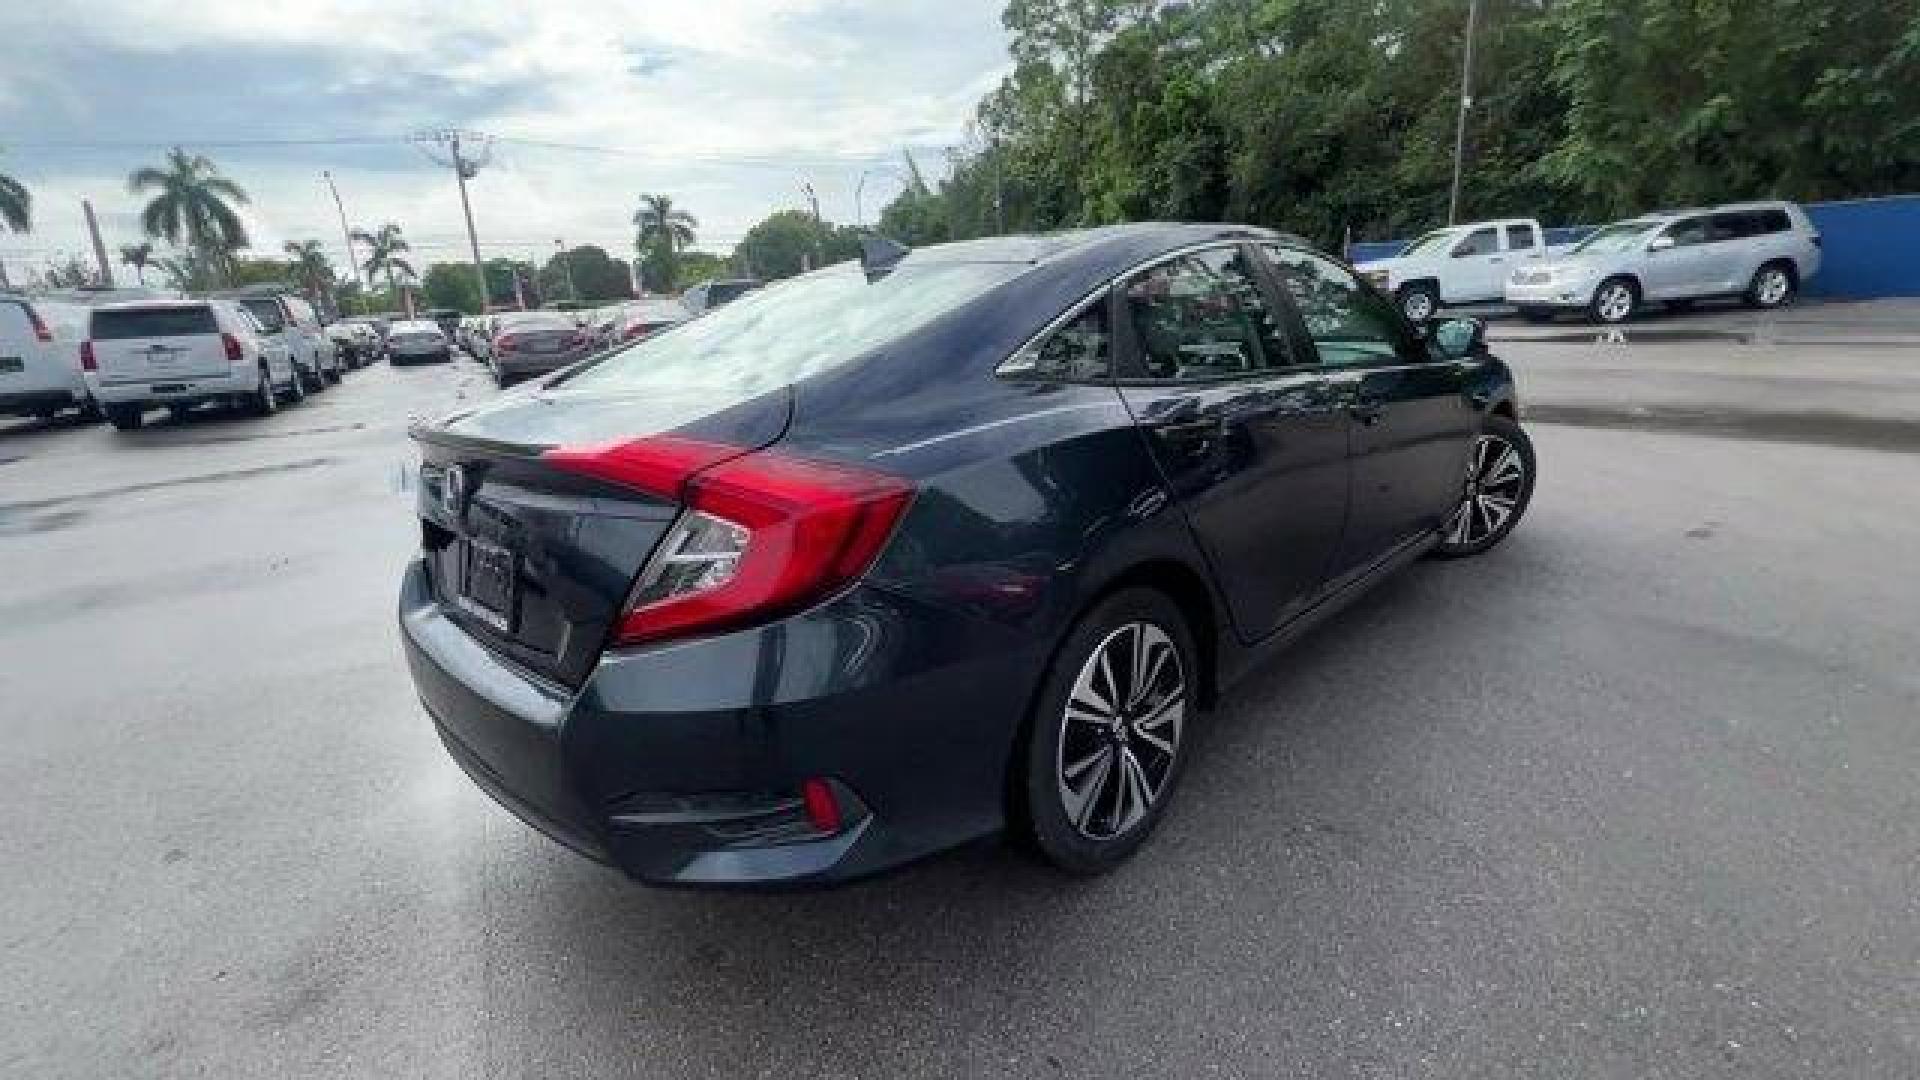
[[1056, 621, 1186, 841], [1444, 434, 1526, 547], [1595, 282, 1635, 323], [1402, 289, 1436, 323], [1756, 268, 1792, 306]]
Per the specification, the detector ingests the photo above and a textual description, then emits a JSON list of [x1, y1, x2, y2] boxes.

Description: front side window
[[1119, 246, 1291, 381], [1452, 228, 1500, 258], [1262, 245, 1416, 369], [1663, 217, 1712, 247]]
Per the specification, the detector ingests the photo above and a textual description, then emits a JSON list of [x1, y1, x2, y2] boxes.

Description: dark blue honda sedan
[[400, 223, 1534, 887]]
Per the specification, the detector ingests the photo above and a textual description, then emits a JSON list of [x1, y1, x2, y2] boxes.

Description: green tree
[[282, 240, 335, 310], [633, 194, 698, 291], [350, 222, 416, 308], [40, 254, 94, 288], [730, 210, 862, 280], [539, 245, 633, 305], [673, 250, 730, 287], [422, 262, 484, 314], [481, 257, 537, 309], [119, 242, 154, 286], [128, 148, 250, 285]]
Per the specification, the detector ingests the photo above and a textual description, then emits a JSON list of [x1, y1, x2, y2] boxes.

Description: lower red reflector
[[801, 778, 842, 833]]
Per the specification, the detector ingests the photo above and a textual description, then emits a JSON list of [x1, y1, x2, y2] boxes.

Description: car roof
[[91, 299, 217, 311], [389, 319, 440, 330]]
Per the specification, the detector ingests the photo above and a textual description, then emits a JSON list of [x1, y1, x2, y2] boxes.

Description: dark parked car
[[400, 223, 1535, 888], [485, 311, 593, 386]]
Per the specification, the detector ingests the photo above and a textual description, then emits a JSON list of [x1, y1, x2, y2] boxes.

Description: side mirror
[[1648, 235, 1676, 253], [1429, 317, 1486, 361]]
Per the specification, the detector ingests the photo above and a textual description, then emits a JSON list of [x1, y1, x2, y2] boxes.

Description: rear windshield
[[553, 261, 1025, 400], [90, 306, 218, 339], [707, 280, 760, 305]]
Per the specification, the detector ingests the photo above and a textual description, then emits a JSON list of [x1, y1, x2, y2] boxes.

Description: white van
[[0, 295, 94, 421], [84, 300, 304, 429]]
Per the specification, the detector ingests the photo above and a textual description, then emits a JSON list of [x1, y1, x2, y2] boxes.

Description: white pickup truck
[[1356, 218, 1563, 323]]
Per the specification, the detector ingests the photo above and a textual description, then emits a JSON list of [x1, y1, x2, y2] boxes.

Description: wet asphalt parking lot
[[4, 302, 1919, 1078]]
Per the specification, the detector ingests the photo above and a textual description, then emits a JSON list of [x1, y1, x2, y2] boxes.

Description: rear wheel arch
[[1080, 558, 1221, 712]]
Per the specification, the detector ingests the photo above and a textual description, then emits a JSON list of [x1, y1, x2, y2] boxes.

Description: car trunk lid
[[412, 384, 791, 688]]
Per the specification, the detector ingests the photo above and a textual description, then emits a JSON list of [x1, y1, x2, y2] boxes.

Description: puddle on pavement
[[1526, 404, 1920, 453]]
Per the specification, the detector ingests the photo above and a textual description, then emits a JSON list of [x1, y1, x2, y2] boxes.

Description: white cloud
[[0, 0, 1011, 284]]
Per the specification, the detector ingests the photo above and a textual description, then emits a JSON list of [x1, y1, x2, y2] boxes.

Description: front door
[[1259, 245, 1481, 584], [1445, 226, 1505, 303], [1113, 243, 1351, 643], [1643, 215, 1716, 298]]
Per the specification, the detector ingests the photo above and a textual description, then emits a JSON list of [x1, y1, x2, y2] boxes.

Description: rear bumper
[[0, 388, 85, 416], [390, 346, 451, 364], [91, 369, 255, 405], [397, 558, 1041, 888], [495, 351, 588, 376]]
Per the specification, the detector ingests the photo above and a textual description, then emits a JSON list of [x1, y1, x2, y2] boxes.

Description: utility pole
[[322, 171, 367, 313], [1447, 0, 1481, 226], [413, 128, 494, 312], [82, 199, 114, 287]]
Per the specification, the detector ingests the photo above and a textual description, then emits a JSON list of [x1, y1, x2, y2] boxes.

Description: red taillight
[[27, 305, 52, 343], [221, 333, 244, 363], [80, 340, 96, 372], [623, 322, 663, 341], [542, 438, 914, 646], [801, 778, 842, 833], [495, 333, 520, 351]]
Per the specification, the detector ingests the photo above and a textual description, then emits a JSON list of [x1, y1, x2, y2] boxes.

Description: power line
[[5, 134, 964, 168]]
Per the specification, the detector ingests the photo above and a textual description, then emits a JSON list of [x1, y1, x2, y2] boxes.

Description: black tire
[[1588, 277, 1639, 325], [306, 360, 327, 393], [105, 404, 144, 431], [1517, 307, 1555, 324], [1397, 282, 1440, 324], [1745, 261, 1797, 310], [324, 358, 343, 384], [166, 402, 193, 422], [250, 363, 279, 417], [284, 363, 307, 404], [1431, 413, 1536, 559], [1018, 587, 1198, 875]]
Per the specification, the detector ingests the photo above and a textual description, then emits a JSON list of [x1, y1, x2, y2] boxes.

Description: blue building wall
[[1342, 195, 1920, 300]]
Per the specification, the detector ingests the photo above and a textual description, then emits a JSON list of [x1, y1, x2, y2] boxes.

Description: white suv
[[0, 295, 94, 421], [1506, 201, 1822, 324], [84, 300, 304, 429], [222, 289, 341, 389]]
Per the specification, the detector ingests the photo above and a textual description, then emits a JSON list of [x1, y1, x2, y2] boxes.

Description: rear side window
[[1754, 209, 1792, 234], [1119, 246, 1292, 381], [90, 306, 218, 339], [1452, 228, 1500, 257], [1506, 223, 1538, 250], [1023, 302, 1112, 382]]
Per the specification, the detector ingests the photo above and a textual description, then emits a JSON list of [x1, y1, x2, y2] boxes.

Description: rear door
[[1505, 222, 1544, 265], [88, 305, 230, 383], [1113, 243, 1351, 643], [1260, 244, 1479, 584]]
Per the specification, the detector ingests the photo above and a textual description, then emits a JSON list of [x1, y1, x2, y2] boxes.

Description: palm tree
[[119, 242, 154, 286], [0, 162, 27, 289], [128, 148, 251, 285], [283, 239, 334, 310], [0, 168, 28, 234], [633, 194, 697, 291], [351, 222, 415, 310]]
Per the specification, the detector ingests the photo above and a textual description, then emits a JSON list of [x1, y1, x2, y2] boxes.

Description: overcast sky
[[0, 1, 1010, 282]]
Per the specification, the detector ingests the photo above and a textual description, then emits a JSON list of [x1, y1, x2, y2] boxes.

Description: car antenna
[[859, 232, 911, 282]]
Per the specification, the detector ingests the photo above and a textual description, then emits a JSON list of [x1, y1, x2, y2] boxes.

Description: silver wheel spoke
[[1484, 446, 1521, 486], [1445, 503, 1473, 544], [1477, 495, 1513, 533], [1134, 692, 1183, 734], [1063, 748, 1114, 830], [1133, 724, 1175, 757], [1132, 643, 1171, 708], [1115, 748, 1151, 831]]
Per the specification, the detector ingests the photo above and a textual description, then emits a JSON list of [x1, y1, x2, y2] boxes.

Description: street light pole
[[322, 171, 367, 313], [554, 238, 578, 303], [1447, 0, 1481, 226]]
